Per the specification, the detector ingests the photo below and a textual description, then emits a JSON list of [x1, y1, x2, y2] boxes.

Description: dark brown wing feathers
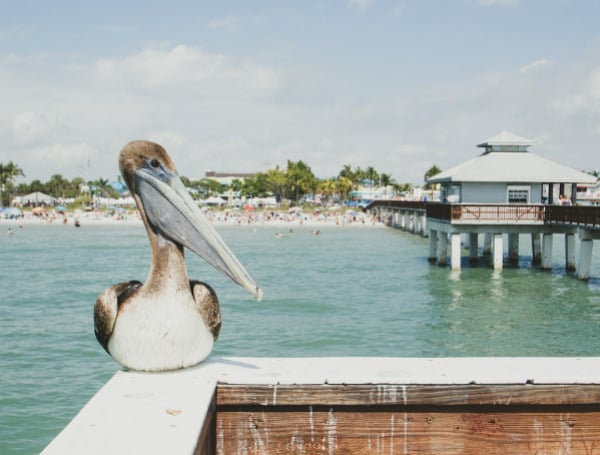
[[190, 280, 221, 340]]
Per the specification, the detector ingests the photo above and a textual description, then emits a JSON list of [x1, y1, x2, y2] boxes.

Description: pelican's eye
[[140, 157, 171, 183]]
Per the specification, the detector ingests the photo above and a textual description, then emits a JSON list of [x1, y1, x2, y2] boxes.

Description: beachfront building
[[348, 182, 396, 208], [427, 131, 595, 206], [204, 170, 256, 187], [424, 131, 598, 274]]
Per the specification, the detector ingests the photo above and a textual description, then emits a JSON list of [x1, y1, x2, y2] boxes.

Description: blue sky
[[1, 0, 600, 184]]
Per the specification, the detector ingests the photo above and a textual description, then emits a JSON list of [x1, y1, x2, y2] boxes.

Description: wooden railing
[[445, 204, 544, 223], [368, 201, 600, 229], [545, 205, 600, 227], [365, 200, 427, 211]]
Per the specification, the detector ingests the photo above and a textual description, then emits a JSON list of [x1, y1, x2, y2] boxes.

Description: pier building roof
[[428, 131, 596, 184]]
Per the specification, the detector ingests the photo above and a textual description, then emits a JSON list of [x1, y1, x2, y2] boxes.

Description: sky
[[1, 0, 600, 185]]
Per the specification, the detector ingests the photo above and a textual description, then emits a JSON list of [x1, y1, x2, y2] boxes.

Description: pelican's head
[[119, 140, 262, 300]]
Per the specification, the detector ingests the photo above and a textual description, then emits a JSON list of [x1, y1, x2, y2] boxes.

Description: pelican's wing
[[94, 280, 142, 352], [190, 280, 221, 340]]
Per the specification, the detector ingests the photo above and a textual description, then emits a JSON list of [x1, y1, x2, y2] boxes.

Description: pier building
[[368, 132, 600, 278]]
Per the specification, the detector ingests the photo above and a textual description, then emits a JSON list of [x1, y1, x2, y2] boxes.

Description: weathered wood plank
[[216, 409, 600, 455], [217, 384, 600, 407], [214, 384, 600, 454], [194, 389, 216, 455]]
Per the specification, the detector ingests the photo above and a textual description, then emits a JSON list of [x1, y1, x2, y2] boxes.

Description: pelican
[[94, 141, 262, 372]]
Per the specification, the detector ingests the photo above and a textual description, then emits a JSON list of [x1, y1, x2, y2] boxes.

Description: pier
[[41, 357, 600, 454], [368, 201, 600, 279]]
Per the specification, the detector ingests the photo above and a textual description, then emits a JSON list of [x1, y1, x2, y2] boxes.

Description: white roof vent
[[477, 131, 533, 154]]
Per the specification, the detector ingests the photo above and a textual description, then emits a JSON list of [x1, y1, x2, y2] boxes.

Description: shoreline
[[0, 210, 385, 229]]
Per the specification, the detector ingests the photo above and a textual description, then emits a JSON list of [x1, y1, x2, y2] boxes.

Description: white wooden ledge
[[42, 357, 600, 454]]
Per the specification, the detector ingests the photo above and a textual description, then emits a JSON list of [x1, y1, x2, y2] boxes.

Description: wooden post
[[450, 233, 462, 271], [577, 230, 594, 280], [508, 233, 519, 265], [542, 233, 553, 270], [428, 229, 438, 262], [483, 233, 492, 256], [437, 232, 448, 267], [492, 233, 503, 271], [531, 233, 541, 265], [565, 233, 576, 271], [469, 233, 479, 263]]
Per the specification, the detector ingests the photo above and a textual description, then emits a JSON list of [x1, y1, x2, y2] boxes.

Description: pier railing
[[430, 203, 545, 223], [545, 205, 600, 227], [365, 200, 427, 211], [368, 201, 600, 229]]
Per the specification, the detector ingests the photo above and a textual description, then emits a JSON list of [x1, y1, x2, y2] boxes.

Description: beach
[[0, 207, 386, 229]]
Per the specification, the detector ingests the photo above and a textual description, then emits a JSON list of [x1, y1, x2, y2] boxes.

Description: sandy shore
[[0, 209, 385, 229]]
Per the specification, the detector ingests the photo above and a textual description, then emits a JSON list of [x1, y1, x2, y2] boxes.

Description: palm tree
[[424, 165, 442, 190], [285, 160, 318, 203], [264, 167, 287, 202], [0, 161, 25, 206], [46, 174, 70, 199], [380, 173, 394, 188], [365, 166, 379, 186], [318, 179, 337, 206], [335, 176, 354, 202]]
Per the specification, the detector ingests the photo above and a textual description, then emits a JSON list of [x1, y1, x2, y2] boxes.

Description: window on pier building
[[507, 185, 530, 204]]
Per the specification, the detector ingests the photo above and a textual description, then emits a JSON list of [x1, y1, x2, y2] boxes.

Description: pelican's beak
[[135, 168, 262, 301]]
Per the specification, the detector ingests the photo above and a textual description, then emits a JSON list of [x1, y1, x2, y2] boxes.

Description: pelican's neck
[[144, 233, 190, 296]]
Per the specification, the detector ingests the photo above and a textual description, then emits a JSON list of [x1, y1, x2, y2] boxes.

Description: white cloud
[[348, 0, 375, 11], [389, 3, 407, 15], [550, 67, 600, 116], [91, 45, 280, 97], [11, 112, 55, 145], [207, 15, 239, 32], [520, 59, 551, 73], [477, 0, 518, 5], [1, 40, 599, 185], [7, 142, 100, 182]]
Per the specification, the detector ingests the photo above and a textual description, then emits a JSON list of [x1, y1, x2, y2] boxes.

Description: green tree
[[180, 175, 193, 187], [335, 176, 354, 202], [69, 177, 86, 198], [242, 173, 270, 198], [339, 164, 356, 183], [0, 161, 25, 206], [29, 179, 44, 193], [263, 167, 287, 202], [191, 178, 224, 197], [318, 178, 337, 206], [229, 178, 243, 193], [364, 166, 379, 186], [424, 164, 442, 189], [46, 174, 70, 199], [380, 173, 394, 188], [285, 160, 318, 203]]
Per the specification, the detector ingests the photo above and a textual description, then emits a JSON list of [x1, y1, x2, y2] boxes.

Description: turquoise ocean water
[[1, 222, 600, 454]]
